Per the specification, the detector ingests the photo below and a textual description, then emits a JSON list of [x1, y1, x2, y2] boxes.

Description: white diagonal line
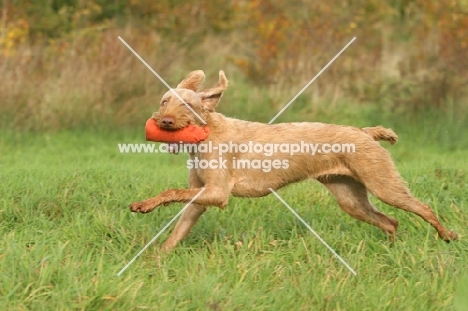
[[269, 188, 357, 276], [118, 36, 206, 125], [268, 37, 356, 124], [117, 188, 206, 276]]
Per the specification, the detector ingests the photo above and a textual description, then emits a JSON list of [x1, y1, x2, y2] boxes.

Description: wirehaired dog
[[130, 70, 457, 252]]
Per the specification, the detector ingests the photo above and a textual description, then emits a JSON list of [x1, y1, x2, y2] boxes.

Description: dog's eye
[[161, 100, 168, 107], [182, 102, 192, 107]]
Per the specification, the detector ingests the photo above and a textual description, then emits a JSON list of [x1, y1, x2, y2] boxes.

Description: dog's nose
[[161, 116, 175, 128]]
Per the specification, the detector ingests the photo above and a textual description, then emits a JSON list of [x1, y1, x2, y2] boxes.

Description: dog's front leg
[[160, 202, 206, 252], [160, 167, 207, 252], [129, 184, 230, 213]]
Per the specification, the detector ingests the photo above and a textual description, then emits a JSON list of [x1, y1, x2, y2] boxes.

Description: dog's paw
[[441, 230, 458, 242], [160, 242, 175, 254], [129, 201, 155, 213], [447, 231, 458, 241]]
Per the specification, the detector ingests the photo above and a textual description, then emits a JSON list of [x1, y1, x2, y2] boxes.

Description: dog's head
[[152, 70, 228, 130]]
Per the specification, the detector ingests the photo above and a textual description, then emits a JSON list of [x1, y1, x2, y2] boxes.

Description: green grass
[[0, 117, 467, 310]]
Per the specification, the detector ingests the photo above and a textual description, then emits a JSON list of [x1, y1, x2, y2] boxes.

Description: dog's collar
[[145, 118, 210, 144]]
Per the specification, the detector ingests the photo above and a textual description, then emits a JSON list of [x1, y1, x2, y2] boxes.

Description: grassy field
[[1, 110, 467, 310], [2, 1, 468, 309]]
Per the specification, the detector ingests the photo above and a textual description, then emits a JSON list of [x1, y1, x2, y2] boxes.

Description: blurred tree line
[[1, 0, 467, 129], [0, 0, 234, 48]]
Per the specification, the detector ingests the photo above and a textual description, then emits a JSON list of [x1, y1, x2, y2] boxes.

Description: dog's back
[[192, 114, 397, 197]]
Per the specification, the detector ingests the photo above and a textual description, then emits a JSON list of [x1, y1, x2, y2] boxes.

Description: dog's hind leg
[[361, 168, 457, 241], [353, 153, 457, 241], [319, 175, 399, 241]]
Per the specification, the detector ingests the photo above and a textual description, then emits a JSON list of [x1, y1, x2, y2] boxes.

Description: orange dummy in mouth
[[145, 118, 210, 144]]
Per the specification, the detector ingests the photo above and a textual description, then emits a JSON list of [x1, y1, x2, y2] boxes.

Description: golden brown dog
[[130, 70, 457, 252]]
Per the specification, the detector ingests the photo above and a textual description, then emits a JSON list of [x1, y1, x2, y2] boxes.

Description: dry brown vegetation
[[1, 0, 467, 130]]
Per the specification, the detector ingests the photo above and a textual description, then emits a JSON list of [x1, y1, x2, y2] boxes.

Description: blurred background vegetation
[[1, 0, 467, 131]]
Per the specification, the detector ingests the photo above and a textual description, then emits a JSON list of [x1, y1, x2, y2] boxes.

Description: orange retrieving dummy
[[145, 118, 210, 143]]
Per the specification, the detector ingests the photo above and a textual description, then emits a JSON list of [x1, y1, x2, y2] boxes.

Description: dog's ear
[[198, 70, 228, 111], [177, 70, 206, 91]]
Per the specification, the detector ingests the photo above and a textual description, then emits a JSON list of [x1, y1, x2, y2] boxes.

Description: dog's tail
[[362, 126, 398, 145]]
